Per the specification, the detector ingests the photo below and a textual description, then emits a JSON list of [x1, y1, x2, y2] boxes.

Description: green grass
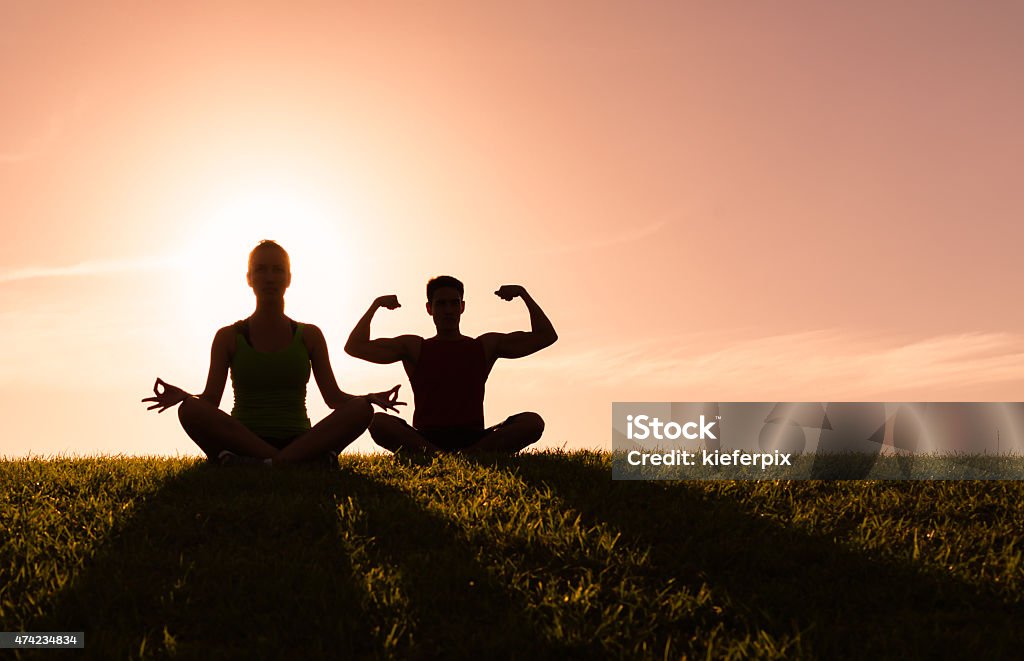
[[1, 451, 1023, 659]]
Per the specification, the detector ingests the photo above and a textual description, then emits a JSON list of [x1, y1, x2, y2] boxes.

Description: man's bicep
[[494, 331, 545, 359], [360, 336, 412, 364]]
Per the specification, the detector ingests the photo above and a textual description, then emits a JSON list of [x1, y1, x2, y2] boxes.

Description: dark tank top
[[229, 319, 311, 439], [411, 336, 486, 431]]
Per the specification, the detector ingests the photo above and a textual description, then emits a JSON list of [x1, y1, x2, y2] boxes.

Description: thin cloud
[[517, 331, 1024, 399], [0, 255, 181, 284]]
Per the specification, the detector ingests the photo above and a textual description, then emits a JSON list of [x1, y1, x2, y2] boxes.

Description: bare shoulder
[[477, 332, 505, 362], [477, 332, 505, 348], [211, 325, 237, 360], [300, 322, 325, 339], [394, 334, 423, 358], [214, 324, 237, 346], [299, 322, 329, 354]]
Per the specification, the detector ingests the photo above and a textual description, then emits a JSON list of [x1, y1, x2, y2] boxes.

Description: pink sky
[[2, 2, 1023, 456]]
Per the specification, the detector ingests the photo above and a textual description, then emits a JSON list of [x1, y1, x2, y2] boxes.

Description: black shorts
[[203, 432, 302, 463], [201, 431, 301, 464], [261, 433, 303, 450], [408, 414, 528, 452]]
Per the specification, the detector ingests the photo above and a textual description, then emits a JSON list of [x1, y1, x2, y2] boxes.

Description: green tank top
[[230, 322, 312, 439]]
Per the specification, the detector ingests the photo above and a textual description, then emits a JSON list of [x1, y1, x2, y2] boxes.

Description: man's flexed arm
[[487, 285, 558, 359], [345, 295, 414, 364]]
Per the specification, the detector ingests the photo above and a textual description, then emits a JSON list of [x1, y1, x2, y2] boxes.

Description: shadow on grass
[[493, 453, 1024, 659], [27, 460, 547, 659], [30, 463, 367, 658]]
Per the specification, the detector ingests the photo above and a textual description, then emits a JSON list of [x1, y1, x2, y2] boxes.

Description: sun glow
[[176, 178, 362, 342]]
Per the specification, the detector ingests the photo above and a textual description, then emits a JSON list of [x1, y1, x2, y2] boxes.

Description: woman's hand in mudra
[[365, 385, 406, 412], [142, 378, 191, 413]]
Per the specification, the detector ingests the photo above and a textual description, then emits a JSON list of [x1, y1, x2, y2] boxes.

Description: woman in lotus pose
[[142, 240, 403, 465]]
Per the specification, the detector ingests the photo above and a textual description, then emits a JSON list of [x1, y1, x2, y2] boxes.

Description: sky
[[2, 1, 1024, 457]]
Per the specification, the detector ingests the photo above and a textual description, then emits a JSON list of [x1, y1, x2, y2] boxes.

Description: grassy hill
[[2, 451, 1023, 659]]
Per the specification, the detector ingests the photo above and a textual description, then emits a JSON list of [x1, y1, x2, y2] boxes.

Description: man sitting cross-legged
[[345, 276, 558, 453]]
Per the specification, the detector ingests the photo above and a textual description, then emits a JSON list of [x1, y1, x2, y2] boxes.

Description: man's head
[[426, 275, 465, 331], [247, 240, 291, 296]]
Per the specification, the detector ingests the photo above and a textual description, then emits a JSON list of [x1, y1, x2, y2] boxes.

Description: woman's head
[[246, 240, 291, 297], [248, 240, 290, 273]]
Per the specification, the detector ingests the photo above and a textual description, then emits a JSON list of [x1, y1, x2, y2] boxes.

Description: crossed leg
[[368, 412, 544, 454], [178, 396, 373, 463], [367, 413, 438, 453], [276, 398, 373, 463], [466, 412, 545, 453]]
